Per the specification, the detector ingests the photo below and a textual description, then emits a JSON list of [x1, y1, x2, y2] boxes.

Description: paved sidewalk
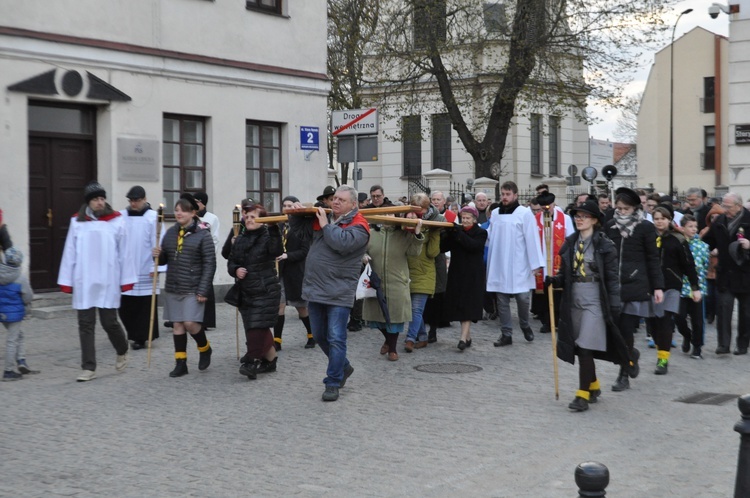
[[1, 303, 748, 497]]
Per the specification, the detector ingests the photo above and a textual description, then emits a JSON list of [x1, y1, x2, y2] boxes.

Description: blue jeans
[[308, 302, 351, 387], [405, 293, 429, 343]]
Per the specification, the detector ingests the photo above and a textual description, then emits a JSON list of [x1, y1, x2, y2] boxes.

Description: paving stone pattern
[[1, 303, 747, 497]]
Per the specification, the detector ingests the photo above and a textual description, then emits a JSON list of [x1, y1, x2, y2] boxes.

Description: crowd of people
[[2, 180, 749, 411]]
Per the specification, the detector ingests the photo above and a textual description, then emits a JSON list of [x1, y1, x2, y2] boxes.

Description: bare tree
[[361, 0, 675, 180], [613, 92, 641, 143], [327, 0, 380, 184]]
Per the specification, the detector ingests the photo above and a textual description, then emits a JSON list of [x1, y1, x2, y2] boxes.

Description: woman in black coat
[[441, 206, 487, 350], [603, 188, 664, 392], [651, 206, 700, 375], [547, 200, 628, 412], [227, 203, 283, 380], [273, 196, 314, 351]]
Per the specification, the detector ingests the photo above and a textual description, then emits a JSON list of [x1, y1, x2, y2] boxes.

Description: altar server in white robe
[[119, 186, 165, 350], [194, 191, 218, 329], [486, 181, 544, 347], [58, 181, 137, 382]]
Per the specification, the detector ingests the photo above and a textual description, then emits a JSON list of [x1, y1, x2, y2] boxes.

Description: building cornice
[[0, 26, 328, 82]]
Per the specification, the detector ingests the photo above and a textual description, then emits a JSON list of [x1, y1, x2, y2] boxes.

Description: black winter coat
[[227, 225, 283, 329], [159, 219, 216, 297], [551, 230, 629, 367], [656, 230, 699, 292], [441, 224, 487, 321], [702, 208, 750, 293], [278, 222, 311, 303], [604, 219, 664, 303]]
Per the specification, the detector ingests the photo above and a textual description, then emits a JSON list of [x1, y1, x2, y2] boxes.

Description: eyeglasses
[[574, 214, 593, 220], [371, 194, 383, 199]]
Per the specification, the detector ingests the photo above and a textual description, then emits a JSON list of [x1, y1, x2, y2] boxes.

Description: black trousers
[[618, 312, 641, 352], [78, 308, 129, 371], [674, 297, 704, 348], [716, 291, 750, 350], [538, 288, 562, 331], [705, 279, 717, 320]]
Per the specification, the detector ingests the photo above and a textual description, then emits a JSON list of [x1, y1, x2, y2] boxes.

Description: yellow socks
[[175, 351, 187, 360], [198, 341, 211, 353], [575, 389, 590, 400], [589, 379, 601, 391]]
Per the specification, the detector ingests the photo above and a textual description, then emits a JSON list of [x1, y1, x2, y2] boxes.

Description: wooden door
[[28, 137, 94, 291]]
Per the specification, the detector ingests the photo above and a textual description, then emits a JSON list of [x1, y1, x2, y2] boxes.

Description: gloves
[[544, 275, 558, 288]]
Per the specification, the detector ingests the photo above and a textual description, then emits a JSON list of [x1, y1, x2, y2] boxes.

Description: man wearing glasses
[[365, 185, 390, 209], [702, 193, 750, 355]]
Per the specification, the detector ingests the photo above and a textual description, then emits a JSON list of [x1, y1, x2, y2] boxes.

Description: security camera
[[709, 3, 729, 19]]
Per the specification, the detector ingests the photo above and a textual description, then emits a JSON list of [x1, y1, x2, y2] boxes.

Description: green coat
[[363, 225, 424, 324], [407, 224, 441, 295]]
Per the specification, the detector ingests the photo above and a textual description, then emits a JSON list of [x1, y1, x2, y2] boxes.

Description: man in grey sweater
[[297, 186, 370, 401]]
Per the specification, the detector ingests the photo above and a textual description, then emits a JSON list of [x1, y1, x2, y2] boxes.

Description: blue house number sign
[[300, 127, 319, 151]]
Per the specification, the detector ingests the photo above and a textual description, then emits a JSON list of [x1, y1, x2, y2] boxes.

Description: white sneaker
[[77, 370, 97, 382], [116, 353, 128, 372]]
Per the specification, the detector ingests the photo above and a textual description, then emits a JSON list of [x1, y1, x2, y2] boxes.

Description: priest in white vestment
[[486, 181, 544, 346]]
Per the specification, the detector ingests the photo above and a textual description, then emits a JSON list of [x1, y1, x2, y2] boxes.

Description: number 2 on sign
[[307, 132, 314, 143]]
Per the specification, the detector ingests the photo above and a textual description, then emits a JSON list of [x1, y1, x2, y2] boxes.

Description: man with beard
[[119, 186, 163, 350], [486, 181, 544, 346], [58, 181, 136, 382]]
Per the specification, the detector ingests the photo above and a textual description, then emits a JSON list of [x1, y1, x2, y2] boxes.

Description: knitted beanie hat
[[4, 247, 22, 267], [83, 181, 106, 203]]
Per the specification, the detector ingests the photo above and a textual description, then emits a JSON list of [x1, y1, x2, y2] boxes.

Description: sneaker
[[568, 396, 589, 412], [647, 338, 655, 348], [116, 353, 128, 372], [494, 335, 512, 347], [671, 339, 677, 348], [17, 360, 39, 374], [322, 386, 339, 402], [655, 359, 668, 375], [304, 337, 316, 349], [690, 347, 703, 359], [3, 370, 22, 381], [340, 364, 354, 388], [77, 370, 97, 382]]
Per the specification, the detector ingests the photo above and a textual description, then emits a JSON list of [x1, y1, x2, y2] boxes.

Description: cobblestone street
[[1, 302, 747, 497]]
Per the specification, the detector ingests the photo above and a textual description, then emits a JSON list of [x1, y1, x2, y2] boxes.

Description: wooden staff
[[362, 215, 455, 229], [543, 205, 560, 400], [233, 204, 242, 360], [255, 205, 421, 224], [147, 204, 164, 368]]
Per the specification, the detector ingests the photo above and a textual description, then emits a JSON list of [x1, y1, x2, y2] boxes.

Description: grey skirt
[[280, 279, 307, 308], [570, 282, 607, 352], [162, 292, 205, 323], [652, 288, 681, 317]]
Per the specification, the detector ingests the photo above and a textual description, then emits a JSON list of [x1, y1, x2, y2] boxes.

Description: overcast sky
[[588, 0, 730, 141]]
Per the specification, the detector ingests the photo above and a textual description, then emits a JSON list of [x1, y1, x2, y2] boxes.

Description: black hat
[[126, 185, 146, 200], [84, 181, 106, 203], [317, 186, 336, 202], [570, 199, 603, 223], [193, 192, 208, 205], [615, 187, 641, 207], [241, 198, 255, 210], [536, 191, 556, 207], [180, 193, 200, 212], [358, 192, 368, 203]]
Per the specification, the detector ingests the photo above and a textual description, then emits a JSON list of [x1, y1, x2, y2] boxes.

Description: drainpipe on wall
[[715, 35, 723, 187]]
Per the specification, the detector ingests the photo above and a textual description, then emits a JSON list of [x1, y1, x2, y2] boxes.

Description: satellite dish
[[567, 164, 578, 177], [602, 164, 618, 181], [581, 166, 598, 182]]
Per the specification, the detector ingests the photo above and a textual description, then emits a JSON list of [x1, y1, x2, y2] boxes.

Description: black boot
[[611, 370, 630, 391], [198, 345, 212, 371], [169, 359, 188, 378], [256, 357, 278, 374], [239, 359, 260, 380], [427, 329, 437, 343]]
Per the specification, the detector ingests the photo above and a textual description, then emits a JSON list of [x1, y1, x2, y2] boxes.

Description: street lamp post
[[669, 8, 693, 197]]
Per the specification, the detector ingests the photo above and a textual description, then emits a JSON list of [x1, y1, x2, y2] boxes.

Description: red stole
[[535, 209, 565, 291]]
